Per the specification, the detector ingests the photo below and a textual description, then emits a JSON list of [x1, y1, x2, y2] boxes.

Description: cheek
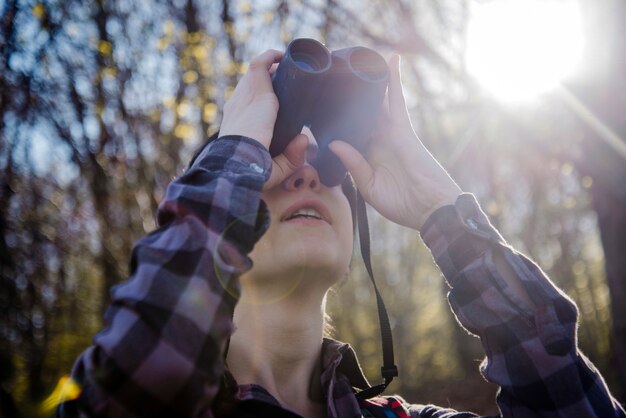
[[247, 220, 278, 269], [246, 237, 264, 270], [334, 197, 355, 257], [338, 213, 354, 245], [340, 225, 354, 267]]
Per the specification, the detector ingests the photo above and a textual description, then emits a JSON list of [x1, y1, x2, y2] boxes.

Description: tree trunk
[[590, 177, 626, 401], [0, 181, 19, 417], [572, 0, 626, 401]]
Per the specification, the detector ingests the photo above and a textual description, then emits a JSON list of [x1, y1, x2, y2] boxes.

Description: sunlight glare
[[466, 0, 583, 102]]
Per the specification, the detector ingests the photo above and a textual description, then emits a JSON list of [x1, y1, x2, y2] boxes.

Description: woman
[[59, 49, 626, 417]]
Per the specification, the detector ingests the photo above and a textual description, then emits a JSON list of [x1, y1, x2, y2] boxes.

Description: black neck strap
[[354, 191, 398, 400]]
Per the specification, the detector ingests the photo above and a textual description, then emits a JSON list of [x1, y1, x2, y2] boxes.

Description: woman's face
[[245, 161, 354, 293]]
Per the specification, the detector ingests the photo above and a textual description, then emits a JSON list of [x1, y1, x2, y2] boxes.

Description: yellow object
[[40, 375, 81, 413]]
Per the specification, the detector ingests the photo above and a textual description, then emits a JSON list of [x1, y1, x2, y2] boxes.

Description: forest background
[[1, 0, 626, 416]]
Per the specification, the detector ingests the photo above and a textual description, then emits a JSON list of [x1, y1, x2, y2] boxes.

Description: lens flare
[[466, 0, 583, 102]]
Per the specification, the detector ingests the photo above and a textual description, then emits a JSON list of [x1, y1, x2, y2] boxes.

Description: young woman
[[59, 49, 625, 417]]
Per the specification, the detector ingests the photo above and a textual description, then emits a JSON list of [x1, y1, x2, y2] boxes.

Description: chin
[[246, 227, 353, 289], [282, 242, 349, 281]]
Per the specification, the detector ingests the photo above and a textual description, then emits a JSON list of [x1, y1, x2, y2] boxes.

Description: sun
[[466, 0, 584, 102]]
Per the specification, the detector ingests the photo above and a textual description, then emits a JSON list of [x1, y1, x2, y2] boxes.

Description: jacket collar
[[218, 338, 371, 418], [321, 338, 370, 391], [222, 338, 371, 397]]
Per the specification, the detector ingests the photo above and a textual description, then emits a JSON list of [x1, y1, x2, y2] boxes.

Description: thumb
[[264, 134, 308, 190], [329, 140, 375, 198]]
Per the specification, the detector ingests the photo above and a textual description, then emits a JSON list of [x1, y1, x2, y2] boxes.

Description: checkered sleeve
[[58, 136, 272, 418], [419, 193, 626, 417]]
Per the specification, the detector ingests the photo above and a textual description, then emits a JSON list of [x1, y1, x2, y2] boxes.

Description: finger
[[387, 54, 408, 117], [328, 140, 375, 198], [249, 49, 284, 72], [281, 133, 308, 167], [372, 91, 391, 139], [382, 88, 390, 111], [264, 134, 308, 190], [248, 50, 283, 95], [269, 62, 279, 76]]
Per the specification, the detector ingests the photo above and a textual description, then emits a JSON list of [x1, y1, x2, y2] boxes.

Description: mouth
[[281, 200, 331, 224]]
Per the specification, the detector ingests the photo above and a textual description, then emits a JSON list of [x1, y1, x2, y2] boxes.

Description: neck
[[227, 285, 327, 415]]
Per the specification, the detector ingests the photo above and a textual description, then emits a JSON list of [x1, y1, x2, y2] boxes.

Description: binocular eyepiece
[[270, 38, 389, 186]]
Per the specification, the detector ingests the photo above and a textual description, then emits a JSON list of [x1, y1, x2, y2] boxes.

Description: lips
[[281, 199, 332, 224]]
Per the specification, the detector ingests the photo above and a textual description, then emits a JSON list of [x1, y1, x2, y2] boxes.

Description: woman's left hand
[[329, 55, 462, 231]]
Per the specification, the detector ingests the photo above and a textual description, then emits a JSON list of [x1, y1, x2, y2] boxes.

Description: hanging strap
[[354, 191, 399, 400]]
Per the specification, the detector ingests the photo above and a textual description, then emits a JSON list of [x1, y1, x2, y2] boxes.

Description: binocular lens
[[349, 49, 388, 81], [291, 52, 326, 72], [288, 39, 330, 72]]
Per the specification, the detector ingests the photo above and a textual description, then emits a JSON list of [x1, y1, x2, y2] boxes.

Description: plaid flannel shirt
[[59, 135, 626, 418]]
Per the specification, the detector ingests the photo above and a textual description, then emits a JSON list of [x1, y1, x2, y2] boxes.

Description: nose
[[282, 164, 321, 192]]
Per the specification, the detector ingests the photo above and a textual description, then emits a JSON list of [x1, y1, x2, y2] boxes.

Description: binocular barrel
[[271, 38, 388, 186]]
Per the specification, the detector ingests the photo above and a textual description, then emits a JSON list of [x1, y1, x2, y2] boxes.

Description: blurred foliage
[[1, 0, 625, 416]]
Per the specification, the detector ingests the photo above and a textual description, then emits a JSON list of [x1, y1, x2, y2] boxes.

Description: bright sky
[[466, 0, 584, 102]]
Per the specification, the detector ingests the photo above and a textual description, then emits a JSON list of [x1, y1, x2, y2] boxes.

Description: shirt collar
[[223, 338, 371, 404], [321, 338, 370, 391]]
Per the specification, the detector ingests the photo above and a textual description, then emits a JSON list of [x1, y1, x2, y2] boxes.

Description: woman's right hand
[[218, 49, 309, 191], [218, 49, 283, 150]]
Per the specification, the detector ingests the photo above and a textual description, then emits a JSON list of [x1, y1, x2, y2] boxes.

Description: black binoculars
[[270, 38, 389, 186]]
